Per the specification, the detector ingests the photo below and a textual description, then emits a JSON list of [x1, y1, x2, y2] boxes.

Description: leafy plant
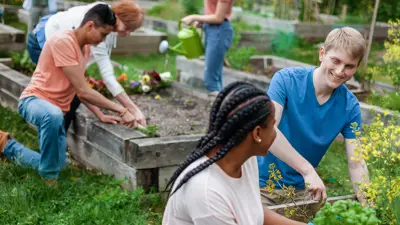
[[226, 46, 255, 71], [368, 91, 400, 112], [313, 200, 380, 225], [180, 0, 202, 15], [10, 50, 36, 76], [137, 124, 159, 137], [226, 33, 255, 71]]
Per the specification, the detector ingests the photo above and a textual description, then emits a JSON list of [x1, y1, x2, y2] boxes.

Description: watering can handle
[[178, 20, 203, 39], [178, 20, 183, 31]]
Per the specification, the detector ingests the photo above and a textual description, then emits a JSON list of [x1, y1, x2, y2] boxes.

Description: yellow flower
[[88, 83, 94, 88], [142, 75, 151, 84]]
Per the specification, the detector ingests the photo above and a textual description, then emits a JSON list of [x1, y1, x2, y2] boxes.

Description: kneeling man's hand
[[121, 110, 137, 128], [100, 115, 121, 124]]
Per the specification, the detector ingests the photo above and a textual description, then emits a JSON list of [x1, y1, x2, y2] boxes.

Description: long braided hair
[[165, 81, 273, 196]]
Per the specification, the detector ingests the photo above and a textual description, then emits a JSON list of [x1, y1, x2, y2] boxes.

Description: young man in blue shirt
[[258, 27, 370, 206]]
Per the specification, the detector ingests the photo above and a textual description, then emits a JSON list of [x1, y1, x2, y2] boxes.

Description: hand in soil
[[121, 111, 137, 128], [100, 115, 121, 125], [128, 107, 147, 127]]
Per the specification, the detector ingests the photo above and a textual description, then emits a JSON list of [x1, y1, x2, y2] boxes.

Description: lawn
[[0, 105, 164, 225], [318, 141, 354, 197]]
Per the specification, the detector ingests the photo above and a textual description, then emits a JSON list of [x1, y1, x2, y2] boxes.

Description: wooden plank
[[0, 58, 12, 67]]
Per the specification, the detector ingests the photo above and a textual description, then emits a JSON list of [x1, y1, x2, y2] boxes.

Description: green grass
[[86, 32, 180, 82], [318, 141, 354, 197], [0, 105, 163, 224], [4, 11, 27, 33], [147, 0, 187, 21]]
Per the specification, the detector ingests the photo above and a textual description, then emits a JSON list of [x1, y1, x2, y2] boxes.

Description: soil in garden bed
[[128, 87, 212, 137]]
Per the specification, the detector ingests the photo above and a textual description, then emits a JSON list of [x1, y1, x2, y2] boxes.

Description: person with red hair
[[26, 0, 146, 131]]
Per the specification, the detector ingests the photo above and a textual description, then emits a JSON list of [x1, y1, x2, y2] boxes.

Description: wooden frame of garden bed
[[268, 194, 356, 221], [0, 24, 25, 51]]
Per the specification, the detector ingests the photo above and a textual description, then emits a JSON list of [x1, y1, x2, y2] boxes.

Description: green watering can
[[159, 20, 204, 59]]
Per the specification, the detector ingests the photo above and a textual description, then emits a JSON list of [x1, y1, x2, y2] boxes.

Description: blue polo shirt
[[258, 67, 361, 189]]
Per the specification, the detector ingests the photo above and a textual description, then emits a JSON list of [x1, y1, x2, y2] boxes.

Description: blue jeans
[[26, 14, 51, 64], [27, 32, 42, 64], [203, 20, 234, 92], [3, 96, 67, 180]]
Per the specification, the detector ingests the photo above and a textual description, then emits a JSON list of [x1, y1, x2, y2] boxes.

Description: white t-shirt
[[163, 156, 264, 225], [44, 2, 124, 97]]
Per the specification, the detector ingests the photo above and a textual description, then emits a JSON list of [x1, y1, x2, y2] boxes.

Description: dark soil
[[129, 87, 212, 137]]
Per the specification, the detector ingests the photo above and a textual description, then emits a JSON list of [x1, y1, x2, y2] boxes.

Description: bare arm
[[268, 101, 327, 202], [115, 92, 147, 126], [182, 0, 231, 25], [92, 40, 147, 126], [345, 138, 369, 204], [62, 65, 136, 127], [82, 101, 105, 119], [263, 208, 306, 225]]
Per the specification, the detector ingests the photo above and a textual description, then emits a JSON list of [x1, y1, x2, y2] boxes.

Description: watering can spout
[[158, 20, 204, 59], [159, 40, 188, 57]]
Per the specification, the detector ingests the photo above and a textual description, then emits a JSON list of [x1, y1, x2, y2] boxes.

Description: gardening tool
[[158, 20, 204, 59]]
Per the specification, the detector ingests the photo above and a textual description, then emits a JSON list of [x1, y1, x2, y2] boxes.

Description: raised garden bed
[[0, 24, 25, 51], [0, 62, 207, 192], [239, 12, 389, 41], [127, 86, 211, 136], [113, 28, 167, 56]]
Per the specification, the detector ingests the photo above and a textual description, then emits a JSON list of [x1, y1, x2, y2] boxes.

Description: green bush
[[180, 0, 202, 15], [368, 91, 400, 112]]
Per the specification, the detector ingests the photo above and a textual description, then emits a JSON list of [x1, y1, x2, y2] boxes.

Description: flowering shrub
[[351, 111, 400, 225], [367, 20, 400, 86], [265, 163, 311, 220], [87, 67, 172, 97]]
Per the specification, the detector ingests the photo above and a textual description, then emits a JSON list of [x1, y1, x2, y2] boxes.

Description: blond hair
[[112, 0, 144, 30], [324, 27, 366, 62]]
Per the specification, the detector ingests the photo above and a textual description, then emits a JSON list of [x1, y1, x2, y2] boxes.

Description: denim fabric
[[27, 32, 42, 64], [3, 96, 67, 180], [26, 14, 51, 64], [203, 19, 234, 92]]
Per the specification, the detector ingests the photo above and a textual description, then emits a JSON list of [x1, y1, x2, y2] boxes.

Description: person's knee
[[43, 107, 64, 129]]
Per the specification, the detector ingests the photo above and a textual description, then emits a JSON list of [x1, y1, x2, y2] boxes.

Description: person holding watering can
[[182, 0, 234, 97]]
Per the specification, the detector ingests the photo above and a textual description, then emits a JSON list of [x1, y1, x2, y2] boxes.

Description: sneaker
[[0, 130, 10, 156]]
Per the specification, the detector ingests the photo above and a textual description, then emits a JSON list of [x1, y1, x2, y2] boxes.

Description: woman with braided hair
[[162, 81, 308, 225]]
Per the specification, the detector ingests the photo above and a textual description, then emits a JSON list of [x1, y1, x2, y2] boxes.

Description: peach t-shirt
[[20, 30, 91, 113], [204, 0, 234, 20]]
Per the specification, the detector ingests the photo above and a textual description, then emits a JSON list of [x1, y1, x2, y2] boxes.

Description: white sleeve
[[90, 36, 125, 97]]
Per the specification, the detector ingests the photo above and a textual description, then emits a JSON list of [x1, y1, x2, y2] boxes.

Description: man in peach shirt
[[0, 4, 136, 184]]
